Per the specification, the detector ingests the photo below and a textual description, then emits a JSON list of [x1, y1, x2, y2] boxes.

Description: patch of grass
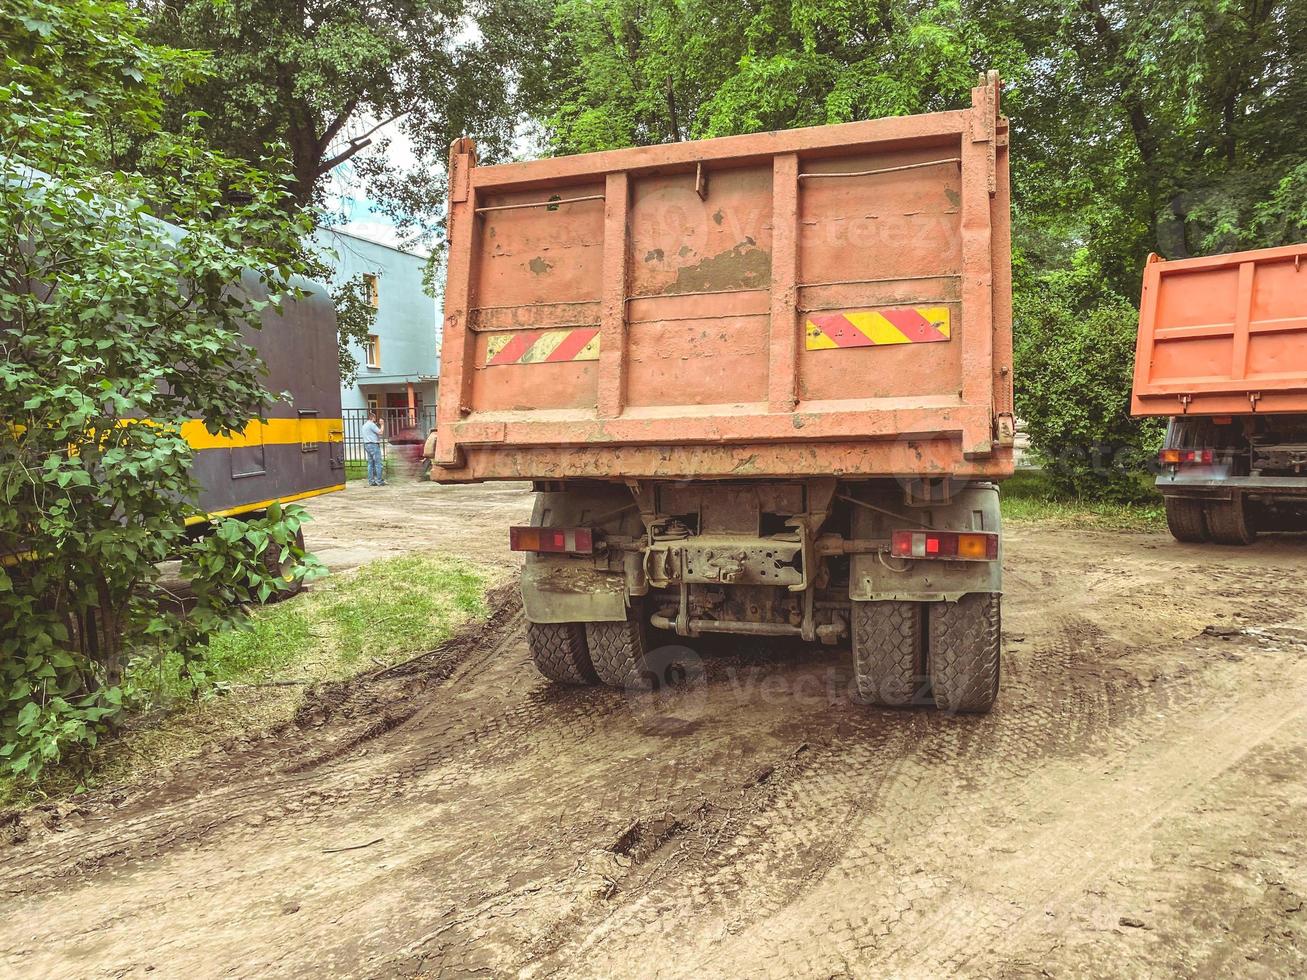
[[1001, 469, 1166, 531], [0, 554, 489, 812]]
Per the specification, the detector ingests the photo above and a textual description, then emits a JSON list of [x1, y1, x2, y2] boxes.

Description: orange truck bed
[[1132, 243, 1307, 418], [433, 73, 1014, 482]]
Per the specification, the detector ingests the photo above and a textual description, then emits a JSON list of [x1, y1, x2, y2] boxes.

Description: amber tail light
[[1159, 448, 1214, 465], [509, 526, 595, 555], [891, 530, 998, 561]]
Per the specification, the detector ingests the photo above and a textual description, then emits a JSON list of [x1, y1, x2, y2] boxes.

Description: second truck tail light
[[891, 530, 998, 561], [509, 526, 595, 555], [1159, 448, 1214, 465]]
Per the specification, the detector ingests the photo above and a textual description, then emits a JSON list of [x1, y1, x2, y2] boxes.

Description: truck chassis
[[1159, 415, 1307, 544], [518, 478, 1002, 713]]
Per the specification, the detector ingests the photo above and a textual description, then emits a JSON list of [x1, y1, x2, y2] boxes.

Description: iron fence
[[341, 406, 437, 478]]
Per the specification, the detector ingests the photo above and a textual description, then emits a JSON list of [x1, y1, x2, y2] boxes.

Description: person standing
[[420, 425, 438, 479], [362, 412, 386, 487]]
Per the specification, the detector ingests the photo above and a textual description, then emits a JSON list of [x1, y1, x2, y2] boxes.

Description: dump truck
[[1131, 242, 1307, 545], [434, 72, 1014, 712]]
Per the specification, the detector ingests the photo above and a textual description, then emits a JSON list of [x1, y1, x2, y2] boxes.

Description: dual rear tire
[[526, 603, 657, 689], [1165, 494, 1256, 545], [531, 596, 1001, 714], [852, 594, 1000, 714]]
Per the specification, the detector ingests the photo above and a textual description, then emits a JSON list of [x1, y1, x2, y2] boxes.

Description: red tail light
[[891, 530, 998, 561], [509, 526, 595, 555], [1159, 448, 1214, 465]]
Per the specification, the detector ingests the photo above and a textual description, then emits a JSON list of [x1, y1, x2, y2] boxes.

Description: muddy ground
[[3, 479, 1307, 978]]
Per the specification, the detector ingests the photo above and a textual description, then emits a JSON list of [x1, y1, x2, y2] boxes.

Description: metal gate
[[342, 406, 437, 478]]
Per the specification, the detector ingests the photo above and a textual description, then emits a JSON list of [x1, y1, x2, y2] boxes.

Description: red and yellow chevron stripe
[[805, 306, 951, 350], [485, 328, 600, 366]]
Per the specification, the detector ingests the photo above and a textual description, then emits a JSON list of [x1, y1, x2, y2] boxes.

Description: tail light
[[891, 530, 998, 561], [1159, 448, 1214, 465], [509, 526, 595, 555]]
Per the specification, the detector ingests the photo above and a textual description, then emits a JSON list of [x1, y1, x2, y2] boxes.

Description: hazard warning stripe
[[485, 328, 601, 366], [805, 307, 951, 350]]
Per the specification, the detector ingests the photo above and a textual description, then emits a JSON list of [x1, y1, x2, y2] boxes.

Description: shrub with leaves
[[0, 0, 325, 780], [1013, 258, 1163, 502]]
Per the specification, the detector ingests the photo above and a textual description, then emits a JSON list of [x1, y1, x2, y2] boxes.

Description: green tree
[[498, 0, 1305, 498], [0, 0, 323, 779], [1013, 259, 1164, 500], [508, 0, 1027, 153], [144, 0, 520, 225], [1011, 0, 1307, 292]]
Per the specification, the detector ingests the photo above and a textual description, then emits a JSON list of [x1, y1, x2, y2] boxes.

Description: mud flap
[[849, 483, 1002, 602], [521, 558, 629, 624]]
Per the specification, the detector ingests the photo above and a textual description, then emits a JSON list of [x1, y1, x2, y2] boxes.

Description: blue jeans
[[364, 443, 384, 485]]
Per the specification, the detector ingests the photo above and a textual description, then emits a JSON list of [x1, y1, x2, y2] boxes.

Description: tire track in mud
[[517, 599, 1307, 978], [0, 590, 534, 893], [2, 603, 822, 905], [6, 526, 1307, 978]]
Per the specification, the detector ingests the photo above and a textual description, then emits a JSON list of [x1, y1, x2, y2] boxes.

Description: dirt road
[[3, 481, 1306, 977]]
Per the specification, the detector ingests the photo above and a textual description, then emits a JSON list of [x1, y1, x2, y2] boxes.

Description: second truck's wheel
[[852, 600, 926, 707], [586, 606, 652, 689], [527, 622, 599, 685], [929, 593, 1001, 714], [1164, 497, 1209, 543], [1205, 494, 1256, 546]]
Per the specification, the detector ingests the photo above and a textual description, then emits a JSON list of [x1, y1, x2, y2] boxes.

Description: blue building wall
[[312, 228, 440, 417]]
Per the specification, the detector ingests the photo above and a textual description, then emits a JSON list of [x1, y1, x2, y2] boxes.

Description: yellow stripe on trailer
[[180, 417, 343, 450]]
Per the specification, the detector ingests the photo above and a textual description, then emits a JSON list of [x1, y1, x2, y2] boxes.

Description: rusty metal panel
[[435, 72, 1014, 480], [1132, 243, 1307, 417]]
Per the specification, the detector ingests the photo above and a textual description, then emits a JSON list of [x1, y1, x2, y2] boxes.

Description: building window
[[365, 333, 381, 369], [366, 393, 380, 410], [362, 273, 379, 308]]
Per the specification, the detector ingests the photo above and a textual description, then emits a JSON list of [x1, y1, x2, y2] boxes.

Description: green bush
[[0, 0, 324, 781], [1013, 260, 1164, 502]]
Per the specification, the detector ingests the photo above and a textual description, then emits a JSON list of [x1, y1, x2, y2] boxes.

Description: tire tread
[[852, 600, 925, 707], [1164, 497, 1208, 543], [1205, 495, 1256, 546], [586, 614, 649, 688], [929, 593, 1001, 714], [527, 622, 599, 685]]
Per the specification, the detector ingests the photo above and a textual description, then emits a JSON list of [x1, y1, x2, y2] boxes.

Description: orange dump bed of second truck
[[1132, 242, 1307, 417], [434, 74, 1014, 482]]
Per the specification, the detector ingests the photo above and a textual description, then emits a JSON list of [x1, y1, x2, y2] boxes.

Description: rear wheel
[[1164, 497, 1209, 543], [1206, 493, 1256, 546], [586, 605, 652, 689], [929, 593, 1001, 714], [852, 600, 926, 707], [527, 622, 599, 685]]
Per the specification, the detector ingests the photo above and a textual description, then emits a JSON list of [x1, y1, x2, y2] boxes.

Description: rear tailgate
[[1132, 243, 1307, 417], [435, 73, 1013, 482]]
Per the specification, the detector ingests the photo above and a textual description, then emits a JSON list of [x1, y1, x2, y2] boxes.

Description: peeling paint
[[677, 245, 693, 258], [944, 188, 961, 208], [712, 209, 725, 226], [528, 256, 554, 275], [644, 248, 665, 262], [660, 241, 771, 295]]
